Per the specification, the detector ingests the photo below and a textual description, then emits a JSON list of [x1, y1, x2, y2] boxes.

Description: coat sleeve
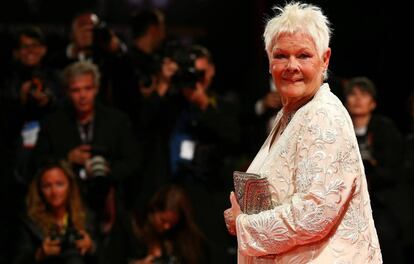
[[236, 105, 361, 256]]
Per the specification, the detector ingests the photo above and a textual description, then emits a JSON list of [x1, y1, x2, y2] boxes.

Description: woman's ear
[[322, 48, 331, 69]]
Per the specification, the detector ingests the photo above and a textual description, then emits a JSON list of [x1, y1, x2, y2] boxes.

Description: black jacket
[[32, 102, 141, 184]]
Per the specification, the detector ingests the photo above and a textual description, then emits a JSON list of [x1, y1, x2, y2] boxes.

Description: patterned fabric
[[236, 84, 382, 263]]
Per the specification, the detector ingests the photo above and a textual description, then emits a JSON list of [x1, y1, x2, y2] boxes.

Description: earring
[[322, 69, 328, 80]]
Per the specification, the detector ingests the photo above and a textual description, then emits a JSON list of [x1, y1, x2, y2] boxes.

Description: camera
[[50, 225, 83, 248], [87, 145, 109, 178], [50, 225, 85, 264], [85, 145, 112, 216], [170, 46, 206, 92], [87, 155, 107, 178]]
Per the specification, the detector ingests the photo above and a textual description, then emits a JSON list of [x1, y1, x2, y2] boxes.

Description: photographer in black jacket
[[1, 26, 62, 182], [0, 27, 62, 263], [167, 45, 240, 263], [168, 45, 240, 187]]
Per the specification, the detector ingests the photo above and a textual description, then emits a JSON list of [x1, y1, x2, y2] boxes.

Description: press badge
[[180, 140, 195, 160], [79, 168, 87, 180], [21, 121, 40, 148]]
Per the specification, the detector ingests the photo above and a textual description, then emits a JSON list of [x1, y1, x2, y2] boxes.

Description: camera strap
[[77, 118, 95, 180], [77, 118, 94, 144]]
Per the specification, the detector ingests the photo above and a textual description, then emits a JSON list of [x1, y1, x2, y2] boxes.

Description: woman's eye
[[298, 53, 311, 59], [273, 54, 286, 59]]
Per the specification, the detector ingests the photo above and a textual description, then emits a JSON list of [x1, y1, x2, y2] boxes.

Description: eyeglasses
[[19, 43, 43, 50]]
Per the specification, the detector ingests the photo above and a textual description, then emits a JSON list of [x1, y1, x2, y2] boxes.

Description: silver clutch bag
[[233, 171, 273, 214]]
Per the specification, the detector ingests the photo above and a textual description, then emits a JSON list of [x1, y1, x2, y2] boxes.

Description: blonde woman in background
[[13, 160, 97, 264]]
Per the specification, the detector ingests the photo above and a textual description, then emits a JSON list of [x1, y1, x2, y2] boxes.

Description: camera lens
[[88, 155, 107, 177]]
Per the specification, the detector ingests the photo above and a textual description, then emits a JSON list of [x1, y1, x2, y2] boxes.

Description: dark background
[[1, 0, 412, 133]]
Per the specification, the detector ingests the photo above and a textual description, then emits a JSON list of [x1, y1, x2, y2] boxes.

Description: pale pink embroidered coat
[[236, 84, 382, 263]]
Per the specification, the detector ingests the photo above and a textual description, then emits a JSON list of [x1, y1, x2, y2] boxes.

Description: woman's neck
[[352, 114, 372, 129], [53, 207, 67, 224], [282, 93, 314, 114]]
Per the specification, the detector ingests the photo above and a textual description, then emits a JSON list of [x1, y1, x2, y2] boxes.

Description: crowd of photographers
[[2, 6, 414, 264], [0, 8, 245, 264]]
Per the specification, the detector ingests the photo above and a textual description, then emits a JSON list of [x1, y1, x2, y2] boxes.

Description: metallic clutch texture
[[233, 171, 273, 215]]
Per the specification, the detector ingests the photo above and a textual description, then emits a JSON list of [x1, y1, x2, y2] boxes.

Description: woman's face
[[270, 32, 330, 103], [15, 35, 46, 67], [40, 168, 70, 211], [346, 87, 376, 117], [151, 210, 179, 234]]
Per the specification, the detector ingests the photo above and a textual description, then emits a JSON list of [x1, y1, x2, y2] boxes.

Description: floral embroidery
[[338, 203, 369, 243], [236, 84, 382, 263]]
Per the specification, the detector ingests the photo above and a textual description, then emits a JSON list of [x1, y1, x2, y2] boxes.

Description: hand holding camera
[[20, 78, 49, 106], [36, 237, 61, 261], [68, 145, 92, 166], [68, 144, 110, 179], [45, 226, 94, 264], [75, 230, 94, 256]]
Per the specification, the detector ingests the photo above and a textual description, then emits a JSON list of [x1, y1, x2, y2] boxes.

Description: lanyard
[[77, 119, 94, 144]]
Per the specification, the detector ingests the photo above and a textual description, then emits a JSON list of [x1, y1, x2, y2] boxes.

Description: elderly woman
[[224, 2, 382, 263]]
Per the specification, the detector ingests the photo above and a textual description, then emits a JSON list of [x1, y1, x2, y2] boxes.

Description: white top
[[236, 83, 382, 263]]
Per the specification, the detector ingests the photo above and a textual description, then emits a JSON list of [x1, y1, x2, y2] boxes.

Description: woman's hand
[[224, 191, 242, 235], [130, 246, 162, 264], [75, 230, 94, 255], [20, 80, 50, 106], [35, 237, 61, 261]]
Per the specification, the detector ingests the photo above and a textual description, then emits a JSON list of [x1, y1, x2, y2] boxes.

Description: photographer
[[32, 61, 141, 263], [0, 27, 63, 261], [47, 12, 129, 108], [119, 9, 179, 213], [131, 185, 208, 264], [129, 8, 166, 98], [166, 45, 240, 263], [13, 160, 97, 264], [168, 45, 240, 186], [90, 18, 130, 108], [47, 12, 97, 69], [0, 26, 62, 178]]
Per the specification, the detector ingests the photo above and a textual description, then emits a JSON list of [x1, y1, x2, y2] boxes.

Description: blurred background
[[0, 0, 412, 132], [0, 0, 413, 264]]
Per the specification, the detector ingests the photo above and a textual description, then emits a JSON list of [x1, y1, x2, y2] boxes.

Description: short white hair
[[263, 2, 331, 58], [63, 61, 101, 88]]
